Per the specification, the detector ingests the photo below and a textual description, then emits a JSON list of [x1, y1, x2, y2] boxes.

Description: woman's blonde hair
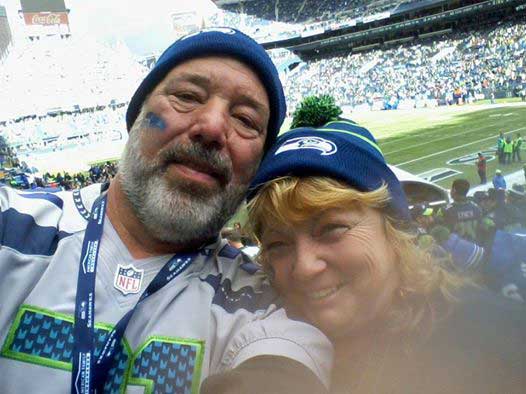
[[246, 176, 465, 335]]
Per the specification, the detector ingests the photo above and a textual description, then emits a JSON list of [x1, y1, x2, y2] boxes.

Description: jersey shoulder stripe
[[1, 187, 63, 228], [0, 207, 73, 256], [18, 191, 64, 210], [0, 184, 103, 255]]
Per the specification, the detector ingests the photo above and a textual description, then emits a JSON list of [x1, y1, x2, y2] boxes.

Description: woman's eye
[[264, 241, 285, 252], [320, 224, 350, 236]]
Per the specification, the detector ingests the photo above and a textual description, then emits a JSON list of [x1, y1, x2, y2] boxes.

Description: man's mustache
[[158, 142, 233, 186]]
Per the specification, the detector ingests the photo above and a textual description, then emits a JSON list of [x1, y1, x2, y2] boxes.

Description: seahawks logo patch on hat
[[275, 136, 337, 156]]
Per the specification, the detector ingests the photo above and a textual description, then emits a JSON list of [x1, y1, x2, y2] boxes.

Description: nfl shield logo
[[114, 264, 144, 295]]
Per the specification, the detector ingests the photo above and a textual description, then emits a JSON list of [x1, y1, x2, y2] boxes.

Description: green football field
[[340, 101, 526, 189]]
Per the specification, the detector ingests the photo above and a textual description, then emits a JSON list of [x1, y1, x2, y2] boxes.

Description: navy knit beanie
[[247, 119, 411, 222], [126, 27, 286, 153]]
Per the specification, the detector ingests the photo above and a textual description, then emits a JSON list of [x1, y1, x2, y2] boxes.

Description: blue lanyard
[[71, 195, 197, 394]]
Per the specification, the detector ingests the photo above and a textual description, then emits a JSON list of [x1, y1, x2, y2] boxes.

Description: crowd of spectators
[[0, 160, 117, 191], [283, 20, 526, 112], [0, 105, 126, 154], [411, 176, 526, 300], [3, 13, 525, 156], [0, 35, 144, 157], [39, 162, 117, 190], [0, 35, 147, 121]]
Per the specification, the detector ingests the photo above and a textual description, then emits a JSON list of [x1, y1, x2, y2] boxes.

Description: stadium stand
[[0, 35, 148, 120], [2, 106, 126, 154], [0, 35, 148, 155], [2, 18, 525, 150], [282, 20, 526, 112]]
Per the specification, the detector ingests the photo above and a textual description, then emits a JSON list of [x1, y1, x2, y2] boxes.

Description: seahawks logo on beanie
[[275, 136, 338, 156]]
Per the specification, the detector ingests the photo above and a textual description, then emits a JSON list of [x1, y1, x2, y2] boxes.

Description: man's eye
[[235, 115, 260, 133], [175, 93, 200, 103]]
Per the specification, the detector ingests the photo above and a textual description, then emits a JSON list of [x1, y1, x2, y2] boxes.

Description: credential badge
[[114, 264, 144, 295], [275, 136, 337, 156]]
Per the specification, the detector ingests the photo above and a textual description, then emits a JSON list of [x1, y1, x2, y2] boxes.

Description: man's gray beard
[[118, 111, 255, 246]]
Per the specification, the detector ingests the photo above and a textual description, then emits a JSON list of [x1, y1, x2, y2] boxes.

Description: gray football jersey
[[0, 184, 332, 393]]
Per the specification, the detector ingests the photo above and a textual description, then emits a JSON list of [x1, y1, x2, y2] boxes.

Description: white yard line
[[383, 121, 501, 155], [381, 103, 526, 150], [396, 126, 526, 167]]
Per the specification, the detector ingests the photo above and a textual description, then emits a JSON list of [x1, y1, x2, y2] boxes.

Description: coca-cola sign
[[24, 12, 68, 26], [32, 13, 60, 25]]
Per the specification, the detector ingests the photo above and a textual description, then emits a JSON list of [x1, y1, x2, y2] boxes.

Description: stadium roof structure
[[259, 0, 524, 59], [212, 0, 411, 23], [213, 0, 246, 4], [20, 0, 67, 13]]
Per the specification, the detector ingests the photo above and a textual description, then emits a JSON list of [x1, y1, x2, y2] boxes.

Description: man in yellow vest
[[497, 132, 505, 164]]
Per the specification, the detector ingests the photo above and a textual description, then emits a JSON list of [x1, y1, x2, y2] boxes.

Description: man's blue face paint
[[144, 112, 167, 131]]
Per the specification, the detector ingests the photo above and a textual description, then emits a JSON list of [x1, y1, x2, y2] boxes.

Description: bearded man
[[0, 29, 331, 394]]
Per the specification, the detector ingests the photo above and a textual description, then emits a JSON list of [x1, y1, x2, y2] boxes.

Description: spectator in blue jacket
[[492, 169, 506, 190]]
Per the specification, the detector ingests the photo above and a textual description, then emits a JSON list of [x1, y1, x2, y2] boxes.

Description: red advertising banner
[[23, 12, 69, 26]]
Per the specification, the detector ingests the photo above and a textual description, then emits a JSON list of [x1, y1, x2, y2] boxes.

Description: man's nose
[[291, 239, 327, 282], [188, 98, 229, 151]]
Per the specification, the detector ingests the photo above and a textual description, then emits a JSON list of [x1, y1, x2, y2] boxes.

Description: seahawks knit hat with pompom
[[247, 95, 411, 222]]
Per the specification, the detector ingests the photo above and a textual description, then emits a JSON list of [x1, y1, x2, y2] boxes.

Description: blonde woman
[[246, 119, 526, 394]]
